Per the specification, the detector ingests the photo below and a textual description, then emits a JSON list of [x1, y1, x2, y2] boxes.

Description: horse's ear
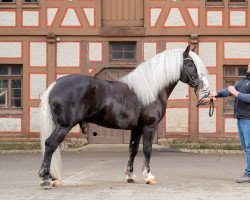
[[183, 45, 190, 58], [192, 46, 196, 52]]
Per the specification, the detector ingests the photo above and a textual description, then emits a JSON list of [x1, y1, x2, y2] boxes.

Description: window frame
[[109, 42, 137, 63], [206, 0, 224, 7], [223, 65, 248, 115], [0, 64, 22, 110], [0, 0, 15, 4]]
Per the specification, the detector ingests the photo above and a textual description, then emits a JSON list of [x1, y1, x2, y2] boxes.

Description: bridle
[[183, 57, 214, 117], [183, 57, 200, 88]]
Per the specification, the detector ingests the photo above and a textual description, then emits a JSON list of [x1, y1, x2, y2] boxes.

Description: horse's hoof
[[40, 179, 53, 189], [126, 175, 136, 183], [147, 178, 157, 185], [125, 171, 136, 183], [52, 179, 62, 187]]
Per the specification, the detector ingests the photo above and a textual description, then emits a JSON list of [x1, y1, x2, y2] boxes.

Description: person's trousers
[[237, 119, 250, 175]]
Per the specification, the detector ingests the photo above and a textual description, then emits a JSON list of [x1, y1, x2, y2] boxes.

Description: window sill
[[21, 4, 40, 9], [109, 61, 137, 66], [206, 5, 225, 8], [0, 4, 17, 9], [0, 108, 22, 116], [223, 112, 234, 116], [228, 5, 247, 8]]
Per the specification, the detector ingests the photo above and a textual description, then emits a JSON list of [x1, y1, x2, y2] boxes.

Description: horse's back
[[49, 74, 142, 129]]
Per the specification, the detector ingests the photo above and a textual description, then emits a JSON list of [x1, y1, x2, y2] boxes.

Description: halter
[[183, 57, 214, 117], [183, 57, 199, 88]]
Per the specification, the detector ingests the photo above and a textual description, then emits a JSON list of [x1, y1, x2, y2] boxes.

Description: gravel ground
[[0, 148, 250, 200]]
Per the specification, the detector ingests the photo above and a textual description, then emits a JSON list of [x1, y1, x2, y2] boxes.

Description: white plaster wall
[[89, 42, 102, 61], [0, 118, 21, 132], [61, 8, 81, 26], [47, 8, 58, 26], [22, 11, 39, 27], [0, 11, 16, 27], [30, 107, 40, 132], [207, 75, 216, 92], [230, 11, 246, 26], [70, 125, 80, 133], [224, 42, 250, 59], [150, 8, 162, 27], [166, 108, 189, 133], [207, 11, 222, 26], [169, 82, 189, 100], [56, 74, 69, 79], [187, 8, 198, 26], [199, 42, 217, 67], [0, 42, 22, 58], [57, 42, 80, 67], [143, 42, 157, 61], [30, 74, 47, 99], [83, 8, 95, 26], [199, 108, 216, 133], [164, 8, 185, 27], [30, 42, 47, 67], [225, 118, 238, 133], [166, 42, 189, 50]]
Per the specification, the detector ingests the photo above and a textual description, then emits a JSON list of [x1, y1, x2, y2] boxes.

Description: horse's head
[[180, 45, 209, 94]]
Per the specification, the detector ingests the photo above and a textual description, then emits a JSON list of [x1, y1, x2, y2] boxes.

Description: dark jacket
[[217, 78, 250, 119]]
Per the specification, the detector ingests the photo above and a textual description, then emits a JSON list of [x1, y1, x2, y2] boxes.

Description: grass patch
[[160, 139, 242, 151], [0, 142, 41, 151]]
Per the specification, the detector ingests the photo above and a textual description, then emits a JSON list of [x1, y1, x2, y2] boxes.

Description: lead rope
[[196, 91, 223, 161], [196, 91, 214, 117]]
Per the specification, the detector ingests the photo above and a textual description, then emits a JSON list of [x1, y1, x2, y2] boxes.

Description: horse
[[38, 45, 209, 189]]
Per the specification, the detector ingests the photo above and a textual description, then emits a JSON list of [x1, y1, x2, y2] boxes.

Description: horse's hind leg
[[141, 126, 157, 184], [38, 126, 70, 189], [124, 127, 142, 183]]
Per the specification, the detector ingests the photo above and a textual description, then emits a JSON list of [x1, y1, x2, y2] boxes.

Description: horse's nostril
[[93, 132, 97, 136]]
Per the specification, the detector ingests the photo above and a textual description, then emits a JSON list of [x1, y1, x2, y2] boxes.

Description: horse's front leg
[[142, 126, 157, 184], [38, 127, 69, 189], [125, 127, 142, 183]]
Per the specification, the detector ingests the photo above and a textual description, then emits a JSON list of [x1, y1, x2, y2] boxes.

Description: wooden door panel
[[102, 0, 144, 27]]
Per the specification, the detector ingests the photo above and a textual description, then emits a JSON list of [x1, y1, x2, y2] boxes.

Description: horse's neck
[[160, 81, 178, 102]]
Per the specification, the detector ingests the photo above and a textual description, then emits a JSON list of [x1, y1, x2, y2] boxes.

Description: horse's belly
[[88, 111, 138, 130]]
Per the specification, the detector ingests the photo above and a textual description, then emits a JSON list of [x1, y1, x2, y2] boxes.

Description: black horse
[[38, 46, 209, 189]]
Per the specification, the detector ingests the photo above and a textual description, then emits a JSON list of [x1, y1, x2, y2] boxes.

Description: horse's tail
[[40, 81, 62, 180]]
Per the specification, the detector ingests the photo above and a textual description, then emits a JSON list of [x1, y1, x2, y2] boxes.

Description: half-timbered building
[[0, 0, 249, 143]]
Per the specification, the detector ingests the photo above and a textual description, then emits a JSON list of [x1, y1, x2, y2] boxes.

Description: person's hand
[[228, 86, 239, 97], [208, 92, 217, 99]]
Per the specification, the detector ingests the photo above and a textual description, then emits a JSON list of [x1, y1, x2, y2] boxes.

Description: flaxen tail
[[39, 81, 62, 179]]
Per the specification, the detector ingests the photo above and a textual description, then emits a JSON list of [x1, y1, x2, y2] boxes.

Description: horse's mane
[[119, 48, 207, 105]]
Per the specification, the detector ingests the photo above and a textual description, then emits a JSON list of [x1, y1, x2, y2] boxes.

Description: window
[[110, 42, 136, 62], [229, 0, 247, 6], [0, 65, 22, 108], [24, 0, 38, 2], [206, 0, 224, 6], [223, 65, 247, 114], [0, 0, 15, 3]]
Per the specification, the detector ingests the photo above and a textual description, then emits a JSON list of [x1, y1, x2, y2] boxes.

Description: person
[[209, 64, 250, 183]]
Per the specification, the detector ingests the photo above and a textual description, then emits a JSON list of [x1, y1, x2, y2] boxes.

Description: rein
[[196, 91, 214, 117]]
